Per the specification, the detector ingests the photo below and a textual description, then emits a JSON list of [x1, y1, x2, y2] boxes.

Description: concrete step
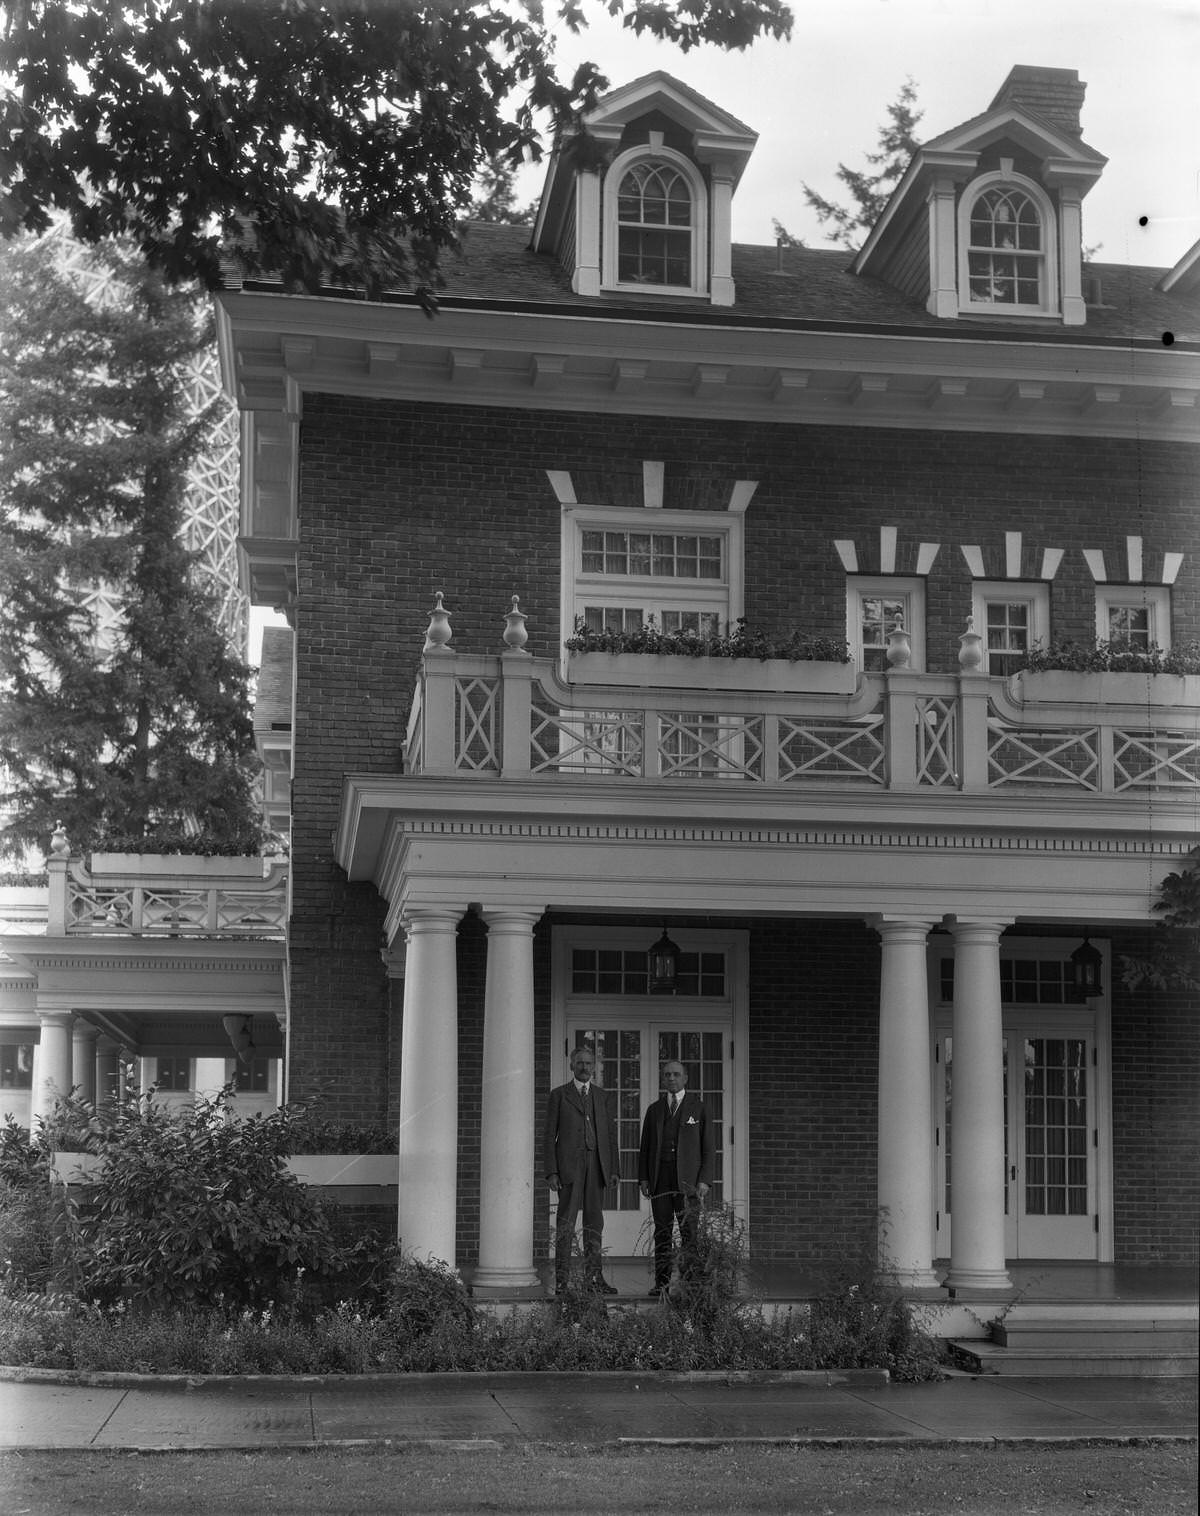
[[995, 1323, 1199, 1352], [951, 1340, 1199, 1378]]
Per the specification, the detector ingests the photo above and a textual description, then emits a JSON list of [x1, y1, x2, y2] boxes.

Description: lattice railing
[[1113, 729, 1200, 791], [400, 621, 1200, 804], [987, 723, 1100, 789], [66, 878, 288, 937], [778, 715, 885, 784]]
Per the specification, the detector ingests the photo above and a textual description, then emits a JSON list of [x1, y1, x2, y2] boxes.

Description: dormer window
[[616, 162, 693, 286], [958, 169, 1059, 317], [602, 143, 708, 297]]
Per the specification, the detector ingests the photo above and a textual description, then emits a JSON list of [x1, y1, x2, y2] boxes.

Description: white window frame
[[846, 576, 926, 673], [561, 504, 744, 664], [601, 143, 708, 298], [1095, 585, 1172, 651], [957, 170, 1059, 319], [972, 580, 1051, 676]]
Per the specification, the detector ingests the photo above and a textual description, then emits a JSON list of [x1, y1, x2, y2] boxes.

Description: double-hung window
[[1095, 586, 1171, 652], [972, 582, 1050, 676], [846, 576, 926, 672], [564, 507, 742, 650], [602, 145, 708, 296], [958, 170, 1058, 317]]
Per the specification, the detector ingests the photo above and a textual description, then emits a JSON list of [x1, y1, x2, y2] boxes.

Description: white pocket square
[[685, 1115, 698, 1125]]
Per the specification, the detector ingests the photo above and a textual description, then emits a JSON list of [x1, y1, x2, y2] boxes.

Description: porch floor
[[595, 1258, 1198, 1306]]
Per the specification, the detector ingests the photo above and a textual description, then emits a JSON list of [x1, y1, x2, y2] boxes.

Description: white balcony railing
[[401, 608, 1200, 800], [43, 834, 289, 939]]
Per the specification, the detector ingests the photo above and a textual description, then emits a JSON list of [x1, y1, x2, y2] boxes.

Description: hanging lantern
[[1070, 937, 1104, 999], [648, 926, 681, 995]]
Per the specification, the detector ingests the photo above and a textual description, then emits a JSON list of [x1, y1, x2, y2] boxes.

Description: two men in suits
[[638, 1059, 714, 1295], [543, 1045, 621, 1294]]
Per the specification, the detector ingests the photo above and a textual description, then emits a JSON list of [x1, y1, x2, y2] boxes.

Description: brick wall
[[747, 919, 882, 1265], [1109, 929, 1200, 1265]]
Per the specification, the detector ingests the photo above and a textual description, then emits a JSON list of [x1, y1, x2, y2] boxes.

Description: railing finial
[[958, 615, 984, 672], [885, 613, 911, 669], [503, 594, 529, 650], [423, 591, 453, 652]]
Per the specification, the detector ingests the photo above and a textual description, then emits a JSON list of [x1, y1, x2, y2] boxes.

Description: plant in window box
[[564, 618, 857, 693], [1011, 639, 1200, 708], [282, 1111, 397, 1188]]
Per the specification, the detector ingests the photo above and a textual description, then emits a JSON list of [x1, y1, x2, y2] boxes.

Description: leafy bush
[[55, 1090, 349, 1313], [283, 1117, 394, 1155], [1019, 639, 1200, 675], [565, 617, 850, 663]]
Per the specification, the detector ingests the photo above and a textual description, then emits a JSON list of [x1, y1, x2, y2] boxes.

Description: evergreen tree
[[774, 78, 923, 251], [0, 235, 263, 860], [469, 157, 537, 227]]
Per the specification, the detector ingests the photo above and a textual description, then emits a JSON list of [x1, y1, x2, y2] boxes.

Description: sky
[[514, 0, 1200, 271], [250, 0, 1199, 663]]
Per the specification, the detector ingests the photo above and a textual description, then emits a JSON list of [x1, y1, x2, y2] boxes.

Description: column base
[[470, 1265, 542, 1295], [942, 1267, 1014, 1296]]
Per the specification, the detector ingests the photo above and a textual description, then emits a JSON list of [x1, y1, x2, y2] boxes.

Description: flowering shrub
[[1019, 639, 1200, 675], [565, 617, 850, 663]]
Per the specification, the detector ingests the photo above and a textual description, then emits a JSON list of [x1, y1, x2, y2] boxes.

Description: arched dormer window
[[602, 144, 708, 296], [957, 169, 1059, 317]]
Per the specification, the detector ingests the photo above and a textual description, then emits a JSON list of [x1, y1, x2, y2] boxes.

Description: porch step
[[951, 1303, 1199, 1378]]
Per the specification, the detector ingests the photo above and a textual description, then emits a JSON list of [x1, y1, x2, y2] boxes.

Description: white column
[[71, 1022, 98, 1106], [397, 908, 463, 1266], [945, 920, 1013, 1293], [474, 908, 542, 1292], [875, 919, 940, 1289], [32, 1011, 73, 1127]]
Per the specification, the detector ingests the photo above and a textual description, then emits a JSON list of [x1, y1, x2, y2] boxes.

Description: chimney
[[989, 65, 1086, 138]]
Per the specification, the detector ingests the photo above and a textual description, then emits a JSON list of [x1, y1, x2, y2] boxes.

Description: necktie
[[669, 1094, 678, 1116]]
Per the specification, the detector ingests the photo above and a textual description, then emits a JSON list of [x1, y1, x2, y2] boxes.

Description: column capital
[[36, 1009, 74, 1032], [479, 904, 544, 931], [870, 916, 937, 942], [949, 917, 1013, 942], [401, 905, 467, 937]]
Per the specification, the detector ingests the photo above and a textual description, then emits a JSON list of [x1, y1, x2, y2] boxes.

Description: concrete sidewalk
[[0, 1369, 1195, 1451]]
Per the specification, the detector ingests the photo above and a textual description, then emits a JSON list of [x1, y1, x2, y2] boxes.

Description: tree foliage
[[0, 232, 263, 860], [775, 77, 922, 251], [0, 0, 793, 297]]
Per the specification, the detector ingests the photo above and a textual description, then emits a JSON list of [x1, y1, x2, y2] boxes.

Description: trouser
[[650, 1165, 700, 1287], [554, 1148, 606, 1283]]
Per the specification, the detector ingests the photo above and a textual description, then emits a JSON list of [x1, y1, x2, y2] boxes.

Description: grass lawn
[[2, 1444, 1196, 1515]]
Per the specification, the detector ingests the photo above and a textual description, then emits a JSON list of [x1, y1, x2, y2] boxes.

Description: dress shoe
[[593, 1278, 618, 1295]]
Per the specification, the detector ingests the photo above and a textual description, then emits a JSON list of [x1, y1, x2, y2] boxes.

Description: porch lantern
[[221, 1013, 255, 1064], [1070, 937, 1104, 999], [648, 927, 681, 995]]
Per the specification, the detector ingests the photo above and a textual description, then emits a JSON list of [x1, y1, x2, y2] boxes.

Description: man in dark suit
[[638, 1059, 714, 1295], [543, 1045, 621, 1295]]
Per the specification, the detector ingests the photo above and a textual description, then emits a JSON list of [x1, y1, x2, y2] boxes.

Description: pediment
[[583, 71, 757, 159], [922, 103, 1106, 174]]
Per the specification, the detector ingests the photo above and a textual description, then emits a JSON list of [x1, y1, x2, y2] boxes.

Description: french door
[[934, 1011, 1103, 1260]]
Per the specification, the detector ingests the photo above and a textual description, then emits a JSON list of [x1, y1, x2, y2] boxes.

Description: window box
[[567, 651, 858, 694], [90, 853, 268, 878], [1013, 670, 1200, 708]]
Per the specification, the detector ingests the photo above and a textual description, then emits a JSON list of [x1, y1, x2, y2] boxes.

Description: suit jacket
[[638, 1090, 714, 1196], [544, 1080, 621, 1187]]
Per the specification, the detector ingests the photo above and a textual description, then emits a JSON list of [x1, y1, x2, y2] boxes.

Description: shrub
[[565, 617, 850, 663], [58, 1090, 348, 1313]]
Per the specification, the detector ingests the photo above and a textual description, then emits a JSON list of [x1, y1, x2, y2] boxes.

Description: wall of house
[[1108, 928, 1200, 1266], [289, 391, 1198, 1266]]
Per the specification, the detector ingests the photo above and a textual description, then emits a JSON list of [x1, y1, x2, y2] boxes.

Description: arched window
[[959, 175, 1056, 314], [615, 160, 693, 286]]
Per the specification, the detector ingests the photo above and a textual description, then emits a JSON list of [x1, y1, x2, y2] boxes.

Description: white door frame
[[551, 925, 750, 1254]]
